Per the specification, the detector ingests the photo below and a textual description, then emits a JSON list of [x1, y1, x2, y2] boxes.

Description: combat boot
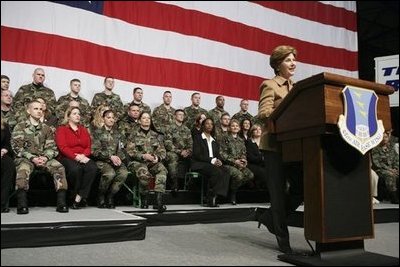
[[56, 189, 69, 213], [97, 193, 106, 208], [106, 192, 116, 209], [97, 187, 108, 208], [17, 189, 29, 215], [153, 192, 167, 213], [140, 193, 149, 209]]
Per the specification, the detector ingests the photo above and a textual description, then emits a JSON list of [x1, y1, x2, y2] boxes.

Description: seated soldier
[[164, 109, 192, 193], [91, 110, 129, 209], [126, 112, 168, 213], [372, 130, 399, 204], [219, 119, 254, 205], [118, 103, 140, 140], [11, 100, 68, 214]]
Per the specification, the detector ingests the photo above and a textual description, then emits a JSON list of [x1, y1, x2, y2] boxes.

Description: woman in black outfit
[[191, 118, 230, 207], [245, 124, 268, 189], [1, 117, 15, 213]]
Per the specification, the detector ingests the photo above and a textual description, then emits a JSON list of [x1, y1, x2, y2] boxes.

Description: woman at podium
[[256, 45, 298, 254]]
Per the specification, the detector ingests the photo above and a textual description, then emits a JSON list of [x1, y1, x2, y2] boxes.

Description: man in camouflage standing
[[13, 68, 57, 122], [232, 99, 254, 124], [1, 75, 10, 91], [11, 100, 69, 214], [164, 109, 192, 193], [91, 77, 124, 121], [152, 90, 175, 135], [184, 92, 208, 130], [126, 112, 168, 213], [123, 87, 152, 116], [56, 78, 91, 127], [208, 95, 229, 127]]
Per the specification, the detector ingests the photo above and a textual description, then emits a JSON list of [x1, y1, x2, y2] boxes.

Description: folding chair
[[184, 171, 205, 206]]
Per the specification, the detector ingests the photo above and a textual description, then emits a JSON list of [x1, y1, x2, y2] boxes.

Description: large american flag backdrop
[[1, 1, 358, 115]]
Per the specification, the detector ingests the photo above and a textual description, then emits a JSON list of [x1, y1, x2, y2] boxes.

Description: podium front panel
[[303, 135, 374, 242]]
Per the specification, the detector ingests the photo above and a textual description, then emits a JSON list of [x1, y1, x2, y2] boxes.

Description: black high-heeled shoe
[[255, 208, 264, 228], [255, 208, 275, 235], [276, 236, 292, 254]]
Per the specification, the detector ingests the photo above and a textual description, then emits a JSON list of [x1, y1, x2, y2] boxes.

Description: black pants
[[59, 157, 98, 199], [191, 163, 230, 197], [248, 163, 268, 189], [284, 162, 304, 214], [263, 150, 304, 238], [262, 150, 289, 239], [1, 154, 15, 209]]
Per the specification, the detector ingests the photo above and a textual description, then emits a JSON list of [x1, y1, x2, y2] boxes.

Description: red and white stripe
[[1, 1, 357, 116]]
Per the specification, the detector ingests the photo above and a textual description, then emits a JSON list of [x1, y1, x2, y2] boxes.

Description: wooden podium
[[269, 72, 398, 265]]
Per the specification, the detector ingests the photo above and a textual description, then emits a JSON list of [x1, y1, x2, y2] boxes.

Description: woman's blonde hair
[[92, 104, 110, 129], [61, 106, 81, 125], [269, 45, 297, 75], [249, 123, 262, 138]]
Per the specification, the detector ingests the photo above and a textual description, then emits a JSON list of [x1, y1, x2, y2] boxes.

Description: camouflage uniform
[[41, 112, 58, 133], [231, 111, 254, 124], [11, 120, 67, 191], [164, 123, 193, 189], [1, 109, 18, 131], [118, 116, 140, 140], [126, 128, 167, 193], [208, 107, 229, 126], [91, 126, 129, 195], [91, 92, 124, 121], [220, 134, 254, 190], [56, 94, 91, 127], [371, 141, 399, 192], [183, 106, 208, 130], [123, 101, 151, 116], [214, 125, 228, 144], [152, 104, 175, 134], [13, 83, 57, 122]]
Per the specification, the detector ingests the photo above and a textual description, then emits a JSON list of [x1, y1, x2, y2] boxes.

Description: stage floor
[[1, 202, 398, 249]]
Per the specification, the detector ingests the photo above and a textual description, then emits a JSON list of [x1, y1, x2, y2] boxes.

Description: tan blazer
[[258, 76, 294, 151]]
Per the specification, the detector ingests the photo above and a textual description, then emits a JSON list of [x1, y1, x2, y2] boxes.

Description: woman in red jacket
[[55, 106, 98, 209]]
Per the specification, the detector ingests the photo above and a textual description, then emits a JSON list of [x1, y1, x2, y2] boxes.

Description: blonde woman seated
[[219, 119, 254, 205], [55, 106, 98, 209], [245, 124, 268, 189], [91, 110, 129, 209]]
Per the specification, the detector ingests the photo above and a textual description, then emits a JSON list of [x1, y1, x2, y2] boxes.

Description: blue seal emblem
[[337, 86, 384, 154]]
